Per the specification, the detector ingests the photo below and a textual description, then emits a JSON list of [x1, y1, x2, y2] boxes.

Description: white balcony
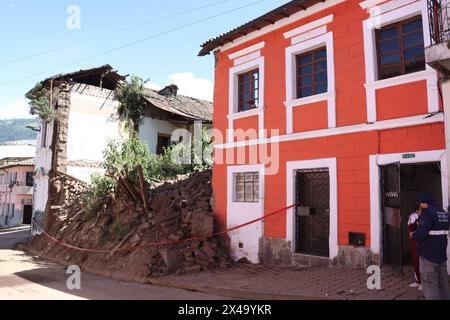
[[11, 185, 33, 195], [427, 0, 450, 75], [426, 42, 450, 75]]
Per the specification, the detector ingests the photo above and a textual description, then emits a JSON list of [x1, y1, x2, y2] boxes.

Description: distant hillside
[[0, 118, 38, 144]]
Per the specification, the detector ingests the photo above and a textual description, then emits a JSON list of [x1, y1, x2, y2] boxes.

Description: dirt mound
[[29, 170, 231, 282]]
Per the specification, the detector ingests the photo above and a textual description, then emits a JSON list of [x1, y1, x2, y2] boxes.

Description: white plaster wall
[[227, 165, 265, 264], [32, 121, 53, 233], [139, 117, 188, 154], [0, 145, 36, 160], [66, 166, 105, 183], [66, 93, 122, 164]]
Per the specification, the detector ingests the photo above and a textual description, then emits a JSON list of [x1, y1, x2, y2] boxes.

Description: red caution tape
[[32, 204, 295, 254]]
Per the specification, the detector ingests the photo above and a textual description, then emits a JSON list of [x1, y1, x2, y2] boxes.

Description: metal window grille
[[234, 172, 259, 203]]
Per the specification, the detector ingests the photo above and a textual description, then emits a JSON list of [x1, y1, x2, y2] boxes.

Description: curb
[[26, 247, 328, 300], [0, 226, 31, 234], [146, 277, 330, 300]]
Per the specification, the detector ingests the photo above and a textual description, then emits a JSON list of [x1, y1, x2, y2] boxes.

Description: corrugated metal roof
[[199, 0, 324, 56]]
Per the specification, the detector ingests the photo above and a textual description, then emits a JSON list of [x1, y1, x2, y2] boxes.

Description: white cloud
[[144, 81, 162, 91], [168, 72, 213, 102], [0, 98, 33, 120]]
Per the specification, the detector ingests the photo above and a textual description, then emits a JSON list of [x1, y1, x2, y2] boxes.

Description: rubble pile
[[30, 170, 231, 280], [49, 173, 86, 216]]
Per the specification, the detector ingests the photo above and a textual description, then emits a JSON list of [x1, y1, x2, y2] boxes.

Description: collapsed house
[[25, 64, 212, 233], [29, 169, 232, 278]]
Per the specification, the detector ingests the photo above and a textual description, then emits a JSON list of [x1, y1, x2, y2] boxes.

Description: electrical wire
[[0, 0, 234, 67], [0, 0, 266, 87]]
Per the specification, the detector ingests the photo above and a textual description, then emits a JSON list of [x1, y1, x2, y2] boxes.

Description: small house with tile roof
[[0, 158, 35, 229], [25, 65, 212, 233]]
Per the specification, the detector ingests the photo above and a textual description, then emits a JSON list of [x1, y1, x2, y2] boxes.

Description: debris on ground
[[28, 169, 232, 280]]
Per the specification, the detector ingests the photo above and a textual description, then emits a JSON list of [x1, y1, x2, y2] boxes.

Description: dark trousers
[[409, 239, 421, 284], [419, 257, 450, 300]]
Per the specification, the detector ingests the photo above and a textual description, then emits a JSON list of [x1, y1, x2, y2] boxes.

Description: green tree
[[114, 76, 147, 137], [29, 89, 55, 123], [102, 137, 153, 181]]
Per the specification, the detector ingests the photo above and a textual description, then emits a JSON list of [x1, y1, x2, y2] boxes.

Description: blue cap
[[419, 192, 435, 205]]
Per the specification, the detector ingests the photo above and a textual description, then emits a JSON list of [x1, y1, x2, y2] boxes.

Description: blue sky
[[0, 0, 286, 119]]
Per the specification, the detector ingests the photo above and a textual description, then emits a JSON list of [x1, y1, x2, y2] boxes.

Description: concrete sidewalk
[[0, 225, 31, 233], [148, 264, 427, 300]]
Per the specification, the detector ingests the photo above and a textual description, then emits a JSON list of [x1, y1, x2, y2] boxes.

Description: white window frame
[[227, 164, 265, 263], [286, 158, 338, 259], [40, 120, 54, 149], [362, 0, 439, 123], [369, 150, 449, 259], [285, 32, 336, 134], [228, 57, 265, 143], [233, 172, 260, 203]]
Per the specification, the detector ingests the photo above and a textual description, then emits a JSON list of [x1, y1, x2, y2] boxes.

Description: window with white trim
[[233, 172, 260, 203], [229, 57, 265, 115], [376, 16, 425, 80], [285, 32, 336, 132], [238, 68, 260, 112], [296, 47, 328, 98], [362, 1, 439, 123], [286, 32, 335, 104]]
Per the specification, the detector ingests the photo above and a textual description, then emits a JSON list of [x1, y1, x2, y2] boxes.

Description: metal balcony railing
[[428, 0, 450, 44]]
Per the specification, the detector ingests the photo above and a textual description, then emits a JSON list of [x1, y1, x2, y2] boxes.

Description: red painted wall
[[376, 81, 429, 121], [211, 0, 442, 248], [292, 101, 329, 133], [233, 116, 259, 142], [213, 123, 445, 247]]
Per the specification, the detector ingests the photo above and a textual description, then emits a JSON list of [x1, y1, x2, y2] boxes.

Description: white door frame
[[227, 164, 265, 263], [286, 158, 339, 259], [369, 150, 449, 260]]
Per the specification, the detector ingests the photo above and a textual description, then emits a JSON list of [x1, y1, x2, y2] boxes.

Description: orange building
[[200, 0, 448, 271]]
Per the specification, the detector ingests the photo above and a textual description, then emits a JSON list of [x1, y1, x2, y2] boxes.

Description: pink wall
[[0, 165, 34, 226]]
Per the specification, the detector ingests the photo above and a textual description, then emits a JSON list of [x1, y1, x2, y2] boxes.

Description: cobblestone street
[[150, 263, 430, 300]]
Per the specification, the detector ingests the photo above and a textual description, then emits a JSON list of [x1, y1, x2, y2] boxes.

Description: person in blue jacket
[[411, 193, 450, 300]]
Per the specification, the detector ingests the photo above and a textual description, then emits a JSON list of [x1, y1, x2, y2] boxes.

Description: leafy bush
[[114, 76, 148, 136], [102, 137, 155, 181], [29, 89, 56, 123], [82, 174, 116, 214], [169, 127, 213, 171], [82, 132, 212, 213]]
